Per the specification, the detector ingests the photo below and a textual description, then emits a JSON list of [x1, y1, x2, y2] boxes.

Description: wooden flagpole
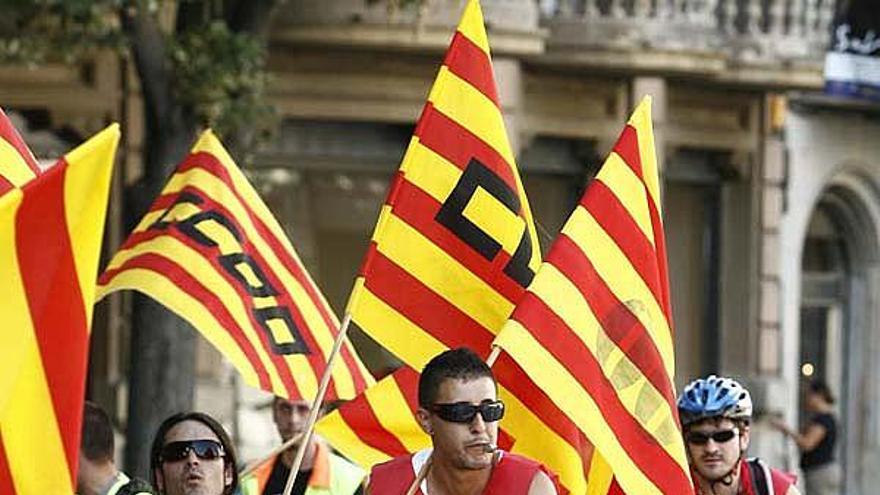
[[403, 344, 504, 495], [239, 432, 303, 478], [280, 313, 353, 495]]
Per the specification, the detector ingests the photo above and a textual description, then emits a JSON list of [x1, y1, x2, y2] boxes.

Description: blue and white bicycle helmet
[[677, 375, 752, 427]]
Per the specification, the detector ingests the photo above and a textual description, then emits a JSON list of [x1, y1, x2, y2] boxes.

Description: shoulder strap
[[746, 458, 773, 495]]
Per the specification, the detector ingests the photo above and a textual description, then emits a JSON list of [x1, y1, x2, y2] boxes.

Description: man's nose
[[185, 449, 200, 465], [469, 413, 487, 433]]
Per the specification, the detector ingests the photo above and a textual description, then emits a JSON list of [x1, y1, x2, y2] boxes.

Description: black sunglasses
[[160, 439, 225, 462], [430, 400, 505, 424], [685, 429, 738, 446]]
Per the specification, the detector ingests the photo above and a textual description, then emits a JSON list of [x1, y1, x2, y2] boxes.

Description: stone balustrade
[[541, 0, 836, 63]]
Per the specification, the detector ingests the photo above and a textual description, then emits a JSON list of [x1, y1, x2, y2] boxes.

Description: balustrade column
[[634, 0, 652, 19], [745, 0, 762, 35], [610, 0, 627, 19], [768, 0, 786, 36], [790, 0, 805, 37], [583, 0, 599, 18], [721, 0, 737, 34]]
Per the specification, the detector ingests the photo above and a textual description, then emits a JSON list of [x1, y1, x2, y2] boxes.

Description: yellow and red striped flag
[[0, 124, 120, 494], [97, 130, 373, 401], [0, 108, 41, 194], [494, 97, 692, 494], [337, 1, 595, 491]]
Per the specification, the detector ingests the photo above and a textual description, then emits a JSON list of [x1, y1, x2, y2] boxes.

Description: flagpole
[[239, 432, 304, 478], [402, 344, 504, 495], [280, 313, 353, 495]]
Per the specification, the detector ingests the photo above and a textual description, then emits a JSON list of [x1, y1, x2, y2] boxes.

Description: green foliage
[[168, 20, 276, 143], [0, 0, 125, 64], [0, 0, 275, 147]]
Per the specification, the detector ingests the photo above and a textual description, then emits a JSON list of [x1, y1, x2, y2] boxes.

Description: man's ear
[[739, 424, 751, 451], [224, 462, 234, 487], [416, 408, 432, 436], [154, 467, 165, 492]]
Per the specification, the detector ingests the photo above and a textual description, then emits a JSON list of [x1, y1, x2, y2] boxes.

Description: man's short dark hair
[[81, 401, 115, 463], [149, 412, 238, 495], [418, 347, 494, 408]]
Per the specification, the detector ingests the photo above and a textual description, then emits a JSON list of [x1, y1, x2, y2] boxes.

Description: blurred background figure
[[78, 401, 155, 495], [772, 380, 841, 495]]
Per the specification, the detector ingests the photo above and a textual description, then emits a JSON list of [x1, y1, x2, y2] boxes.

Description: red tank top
[[369, 450, 549, 494]]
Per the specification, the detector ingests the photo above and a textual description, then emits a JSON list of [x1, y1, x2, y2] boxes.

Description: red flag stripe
[[494, 353, 596, 471], [0, 177, 12, 195], [15, 161, 88, 482], [362, 249, 495, 351], [0, 437, 15, 494], [612, 126, 644, 181], [512, 295, 690, 493], [648, 198, 674, 326], [389, 181, 523, 302], [100, 253, 274, 392], [177, 155, 371, 392], [443, 32, 500, 107], [337, 396, 411, 458], [551, 234, 676, 407], [415, 104, 518, 193], [390, 366, 420, 409], [116, 226, 306, 399], [581, 181, 665, 317]]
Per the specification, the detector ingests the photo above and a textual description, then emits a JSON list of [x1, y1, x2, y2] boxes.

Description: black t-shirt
[[262, 459, 310, 495], [261, 458, 364, 495], [800, 412, 837, 470]]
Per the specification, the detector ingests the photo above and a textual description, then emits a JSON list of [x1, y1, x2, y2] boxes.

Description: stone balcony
[[539, 0, 834, 87], [272, 0, 545, 56]]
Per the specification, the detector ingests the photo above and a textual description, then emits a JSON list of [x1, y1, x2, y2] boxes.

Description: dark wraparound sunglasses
[[685, 429, 738, 446], [430, 400, 505, 424], [160, 439, 225, 462]]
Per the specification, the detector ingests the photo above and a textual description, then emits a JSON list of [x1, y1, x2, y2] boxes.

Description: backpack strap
[[746, 458, 774, 495]]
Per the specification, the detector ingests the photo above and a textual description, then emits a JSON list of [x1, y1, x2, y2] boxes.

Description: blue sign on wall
[[825, 1, 880, 101]]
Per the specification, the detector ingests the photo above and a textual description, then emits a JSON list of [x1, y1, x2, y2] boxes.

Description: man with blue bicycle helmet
[[678, 375, 800, 495]]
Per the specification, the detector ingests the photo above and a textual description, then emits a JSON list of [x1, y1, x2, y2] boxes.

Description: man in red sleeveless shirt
[[367, 348, 558, 495]]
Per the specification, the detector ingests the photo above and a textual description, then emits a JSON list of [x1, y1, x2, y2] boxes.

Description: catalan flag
[[0, 125, 120, 494], [0, 108, 40, 194], [338, 1, 594, 491], [97, 130, 373, 401], [494, 97, 692, 494]]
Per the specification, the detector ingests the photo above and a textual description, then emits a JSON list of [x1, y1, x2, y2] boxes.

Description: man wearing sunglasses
[[150, 412, 239, 495], [241, 396, 365, 495], [678, 376, 799, 495], [368, 348, 559, 494]]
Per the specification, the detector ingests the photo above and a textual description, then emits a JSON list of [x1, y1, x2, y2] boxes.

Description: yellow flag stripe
[[99, 236, 287, 395], [0, 139, 37, 188], [596, 152, 654, 247], [364, 383, 427, 454], [375, 212, 513, 332], [628, 98, 663, 216], [428, 67, 515, 169], [350, 280, 447, 369], [527, 264, 687, 467], [564, 207, 675, 377], [1, 331, 73, 493], [456, 0, 491, 56], [496, 321, 663, 494], [315, 412, 392, 468], [586, 449, 616, 495], [0, 191, 29, 415], [501, 387, 589, 493], [63, 125, 119, 326]]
